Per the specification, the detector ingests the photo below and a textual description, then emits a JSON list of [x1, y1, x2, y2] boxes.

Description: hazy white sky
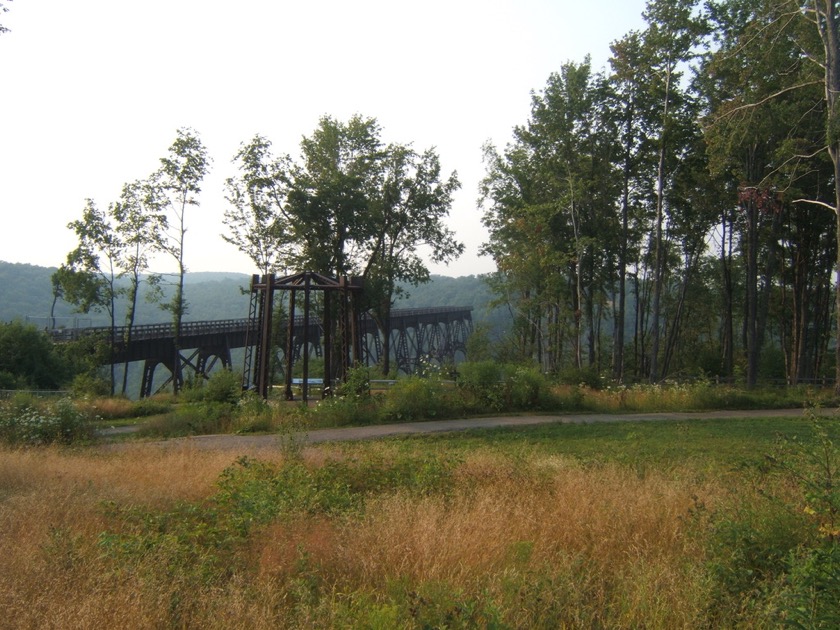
[[0, 0, 647, 278]]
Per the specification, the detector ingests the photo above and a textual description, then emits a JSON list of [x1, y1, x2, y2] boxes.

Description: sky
[[0, 0, 647, 278]]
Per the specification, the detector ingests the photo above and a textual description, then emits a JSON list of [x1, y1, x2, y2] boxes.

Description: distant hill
[[0, 262, 253, 327], [0, 261, 510, 336]]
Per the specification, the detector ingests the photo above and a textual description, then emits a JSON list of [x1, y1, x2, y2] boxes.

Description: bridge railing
[[48, 318, 257, 343], [47, 307, 474, 343]]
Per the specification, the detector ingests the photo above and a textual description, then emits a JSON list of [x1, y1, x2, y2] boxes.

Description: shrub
[[0, 397, 93, 445], [73, 396, 135, 420], [335, 365, 371, 401], [780, 543, 840, 627], [383, 375, 459, 422], [179, 369, 242, 405], [232, 392, 275, 433], [458, 362, 554, 413], [0, 321, 71, 389], [309, 395, 380, 427], [130, 396, 174, 417], [69, 373, 110, 397], [557, 365, 602, 390], [457, 360, 504, 411], [204, 369, 242, 404], [504, 365, 550, 410]]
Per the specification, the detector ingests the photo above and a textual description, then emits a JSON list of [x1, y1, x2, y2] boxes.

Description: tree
[[223, 135, 296, 276], [285, 115, 385, 277], [58, 199, 123, 394], [481, 60, 621, 374], [639, 0, 707, 382], [113, 179, 162, 394], [148, 127, 210, 392], [237, 115, 463, 377], [0, 321, 68, 390], [362, 143, 463, 374], [607, 30, 653, 381], [703, 0, 836, 386], [807, 1, 840, 392]]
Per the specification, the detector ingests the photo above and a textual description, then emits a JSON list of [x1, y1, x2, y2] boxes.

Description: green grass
[[433, 416, 817, 466], [4, 409, 840, 627]]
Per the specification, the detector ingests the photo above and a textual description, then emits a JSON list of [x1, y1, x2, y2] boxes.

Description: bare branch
[[710, 80, 824, 123], [792, 198, 837, 211]]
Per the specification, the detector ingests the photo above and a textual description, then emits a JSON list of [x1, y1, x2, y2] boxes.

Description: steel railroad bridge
[[51, 306, 473, 397]]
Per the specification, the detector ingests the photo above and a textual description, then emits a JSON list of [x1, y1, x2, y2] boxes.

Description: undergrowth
[[3, 412, 840, 626]]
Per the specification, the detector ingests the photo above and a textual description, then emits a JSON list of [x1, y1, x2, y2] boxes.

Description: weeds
[[0, 396, 92, 445], [2, 417, 837, 627], [766, 409, 840, 626]]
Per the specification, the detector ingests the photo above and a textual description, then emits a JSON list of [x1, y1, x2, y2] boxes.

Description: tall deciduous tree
[[703, 0, 835, 386], [59, 200, 123, 394], [481, 60, 619, 373], [227, 115, 463, 377], [223, 135, 296, 276], [285, 115, 385, 277], [639, 0, 706, 382], [807, 1, 840, 392], [607, 30, 653, 381], [363, 144, 463, 374], [113, 179, 162, 394], [149, 127, 210, 391]]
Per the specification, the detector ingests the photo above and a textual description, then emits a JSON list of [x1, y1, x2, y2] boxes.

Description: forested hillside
[[0, 261, 507, 335]]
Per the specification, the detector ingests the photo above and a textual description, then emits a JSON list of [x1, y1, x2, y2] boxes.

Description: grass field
[[2, 411, 839, 628]]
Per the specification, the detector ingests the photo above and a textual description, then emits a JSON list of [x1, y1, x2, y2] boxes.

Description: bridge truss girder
[[361, 308, 473, 375]]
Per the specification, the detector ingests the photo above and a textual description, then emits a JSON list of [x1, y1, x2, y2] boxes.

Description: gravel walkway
[[101, 407, 821, 453]]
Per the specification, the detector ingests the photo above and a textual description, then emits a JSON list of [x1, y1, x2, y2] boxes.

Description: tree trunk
[[649, 62, 673, 383], [812, 1, 840, 393], [612, 148, 631, 381], [720, 211, 735, 378]]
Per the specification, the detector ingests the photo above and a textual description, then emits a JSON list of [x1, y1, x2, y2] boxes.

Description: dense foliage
[[0, 321, 69, 390], [13, 0, 840, 393], [480, 0, 840, 388]]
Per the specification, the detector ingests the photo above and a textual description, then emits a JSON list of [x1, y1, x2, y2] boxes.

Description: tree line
[[54, 118, 462, 393], [52, 0, 840, 394], [479, 0, 840, 389]]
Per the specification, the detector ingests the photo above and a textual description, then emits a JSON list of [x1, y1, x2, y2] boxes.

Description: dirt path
[[103, 407, 821, 453]]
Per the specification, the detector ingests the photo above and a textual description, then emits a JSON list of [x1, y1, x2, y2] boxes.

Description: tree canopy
[[479, 0, 840, 386]]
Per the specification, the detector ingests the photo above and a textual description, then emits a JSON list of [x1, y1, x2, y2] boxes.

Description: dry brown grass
[[0, 444, 285, 629], [0, 444, 749, 628], [277, 453, 717, 627], [72, 396, 137, 420]]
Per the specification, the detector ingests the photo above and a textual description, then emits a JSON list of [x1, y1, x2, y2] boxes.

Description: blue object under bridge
[[49, 307, 473, 397]]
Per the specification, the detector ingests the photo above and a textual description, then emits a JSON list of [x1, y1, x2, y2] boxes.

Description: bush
[[504, 365, 551, 410], [458, 361, 554, 413], [180, 369, 242, 405], [458, 360, 504, 411], [780, 543, 840, 627], [458, 361, 502, 389], [0, 321, 71, 389], [131, 396, 174, 417], [382, 374, 460, 422], [335, 366, 371, 401], [0, 397, 93, 445], [204, 369, 242, 404], [232, 392, 275, 433], [557, 365, 602, 390], [69, 373, 111, 397]]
